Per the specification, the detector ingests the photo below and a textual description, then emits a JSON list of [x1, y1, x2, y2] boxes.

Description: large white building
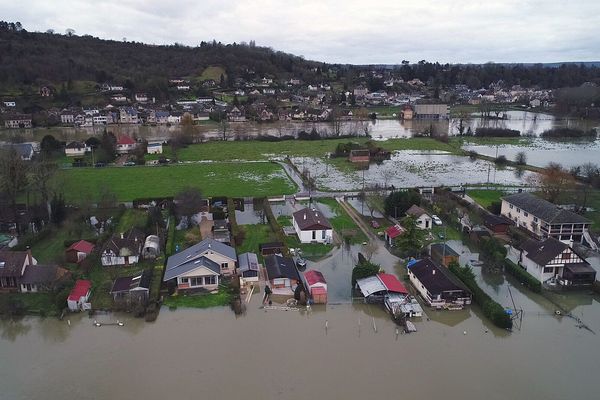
[[501, 192, 591, 243], [292, 208, 333, 244]]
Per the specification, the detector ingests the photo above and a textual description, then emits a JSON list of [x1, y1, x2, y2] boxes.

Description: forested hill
[[0, 23, 321, 90]]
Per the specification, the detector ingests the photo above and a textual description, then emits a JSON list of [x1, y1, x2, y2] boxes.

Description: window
[[561, 252, 571, 260], [204, 276, 216, 285], [533, 217, 538, 223], [221, 262, 228, 270], [543, 267, 554, 274], [180, 277, 189, 283], [312, 231, 316, 240], [516, 208, 521, 213], [190, 277, 203, 286], [523, 212, 528, 217], [322, 230, 326, 239], [509, 204, 513, 210]]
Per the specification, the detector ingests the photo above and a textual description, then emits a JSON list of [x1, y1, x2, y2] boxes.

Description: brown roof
[[406, 205, 429, 218], [101, 228, 145, 257], [293, 208, 332, 231], [0, 250, 28, 277], [21, 264, 70, 285]]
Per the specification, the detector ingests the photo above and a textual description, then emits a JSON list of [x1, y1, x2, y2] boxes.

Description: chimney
[[432, 269, 436, 275], [26, 246, 33, 266], [304, 213, 307, 220], [120, 233, 124, 239]]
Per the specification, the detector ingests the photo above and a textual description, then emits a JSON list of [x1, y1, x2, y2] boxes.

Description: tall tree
[[0, 148, 28, 233], [29, 155, 58, 221]]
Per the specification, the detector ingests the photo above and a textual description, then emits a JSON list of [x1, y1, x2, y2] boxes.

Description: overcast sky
[[2, 0, 599, 64]]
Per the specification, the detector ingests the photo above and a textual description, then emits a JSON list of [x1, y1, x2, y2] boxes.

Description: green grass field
[[163, 285, 232, 309], [317, 198, 367, 244], [236, 224, 277, 255], [467, 189, 505, 208], [199, 66, 227, 82], [117, 209, 148, 232], [57, 162, 297, 202]]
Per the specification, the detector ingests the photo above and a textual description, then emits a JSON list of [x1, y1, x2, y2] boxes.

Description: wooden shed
[[65, 240, 95, 264], [304, 269, 327, 304]]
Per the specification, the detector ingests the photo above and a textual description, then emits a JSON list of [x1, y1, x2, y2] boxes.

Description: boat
[[404, 320, 417, 333], [384, 294, 423, 323]]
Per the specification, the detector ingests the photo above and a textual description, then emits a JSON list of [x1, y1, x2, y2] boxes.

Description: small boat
[[404, 320, 417, 333]]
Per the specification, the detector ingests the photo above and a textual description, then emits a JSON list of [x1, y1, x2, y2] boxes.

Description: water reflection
[[0, 317, 32, 341]]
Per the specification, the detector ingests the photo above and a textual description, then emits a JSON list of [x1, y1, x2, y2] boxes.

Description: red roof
[[304, 269, 326, 286], [117, 134, 136, 145], [68, 280, 92, 301], [378, 273, 408, 294], [385, 224, 406, 239], [66, 240, 95, 254]]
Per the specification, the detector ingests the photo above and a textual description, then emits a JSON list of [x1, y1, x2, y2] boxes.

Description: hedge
[[504, 259, 542, 293], [165, 215, 177, 257], [262, 198, 290, 256], [449, 262, 513, 329], [226, 198, 239, 249]]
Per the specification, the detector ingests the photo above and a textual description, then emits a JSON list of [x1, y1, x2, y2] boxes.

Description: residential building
[[60, 111, 75, 125], [163, 238, 237, 291], [67, 280, 92, 311], [348, 149, 370, 163], [119, 108, 138, 124], [500, 192, 591, 243], [304, 269, 327, 304], [7, 143, 35, 160], [407, 258, 472, 308], [264, 254, 300, 291], [0, 249, 34, 291], [414, 104, 449, 119], [508, 237, 596, 286], [0, 249, 69, 293], [484, 214, 513, 235], [116, 134, 137, 154], [237, 252, 259, 282], [292, 208, 333, 244], [100, 228, 145, 266], [65, 240, 95, 263], [4, 114, 32, 129], [406, 205, 432, 230], [64, 141, 91, 157], [146, 141, 163, 154], [401, 105, 414, 120]]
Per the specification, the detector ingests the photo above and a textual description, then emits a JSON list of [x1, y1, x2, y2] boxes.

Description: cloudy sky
[[2, 0, 599, 64]]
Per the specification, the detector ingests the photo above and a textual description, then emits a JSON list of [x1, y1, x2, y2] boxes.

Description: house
[[20, 264, 70, 293], [430, 243, 460, 267], [3, 101, 16, 107], [500, 192, 591, 243], [349, 149, 370, 163], [164, 239, 236, 291], [407, 258, 472, 308], [67, 280, 92, 311], [414, 104, 449, 119], [135, 93, 149, 103], [237, 252, 259, 282], [355, 273, 408, 302], [142, 235, 161, 259], [353, 87, 368, 98], [39, 85, 54, 97], [110, 269, 152, 304], [116, 134, 137, 154], [401, 105, 414, 120], [146, 141, 163, 154], [228, 106, 246, 122], [100, 228, 145, 266], [304, 269, 327, 304], [0, 249, 34, 291], [4, 114, 32, 129], [119, 107, 138, 124], [264, 254, 300, 291], [259, 242, 284, 256], [212, 219, 231, 244], [484, 214, 513, 235], [8, 143, 35, 161], [60, 112, 75, 125], [384, 224, 406, 246], [292, 208, 333, 244], [509, 237, 596, 287], [64, 141, 91, 157], [65, 240, 95, 263], [406, 205, 432, 230]]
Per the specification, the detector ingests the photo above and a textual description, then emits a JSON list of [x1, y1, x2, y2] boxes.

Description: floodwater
[[2, 235, 600, 399], [2, 111, 598, 143], [463, 138, 600, 169], [292, 152, 534, 191]]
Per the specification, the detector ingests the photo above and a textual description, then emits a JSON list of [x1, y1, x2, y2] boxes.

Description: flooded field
[[2, 111, 598, 143], [463, 138, 600, 169], [292, 151, 535, 191]]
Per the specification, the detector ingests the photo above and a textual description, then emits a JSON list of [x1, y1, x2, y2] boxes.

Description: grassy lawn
[[87, 263, 156, 309], [173, 227, 201, 252], [236, 224, 277, 255], [284, 235, 333, 258], [317, 198, 368, 244], [198, 66, 227, 82], [117, 209, 148, 232], [467, 189, 505, 208], [57, 162, 297, 202], [277, 215, 292, 226], [29, 228, 71, 264], [147, 137, 457, 163], [163, 285, 232, 309], [431, 224, 463, 242]]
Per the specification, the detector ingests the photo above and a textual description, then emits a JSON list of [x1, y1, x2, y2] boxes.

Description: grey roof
[[111, 269, 152, 292], [164, 238, 236, 281], [264, 254, 299, 281], [0, 250, 28, 277], [238, 252, 259, 273], [502, 193, 590, 224], [356, 275, 386, 297], [430, 243, 459, 258], [408, 258, 470, 295], [101, 228, 145, 257], [520, 237, 586, 266], [20, 264, 66, 285], [163, 255, 220, 281]]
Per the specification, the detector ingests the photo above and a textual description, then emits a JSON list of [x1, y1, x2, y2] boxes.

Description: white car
[[432, 215, 443, 225]]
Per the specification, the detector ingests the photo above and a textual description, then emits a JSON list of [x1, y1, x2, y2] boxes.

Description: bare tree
[[220, 119, 230, 141], [29, 155, 58, 220], [330, 106, 344, 137], [174, 187, 205, 220], [0, 148, 28, 233], [528, 162, 575, 203]]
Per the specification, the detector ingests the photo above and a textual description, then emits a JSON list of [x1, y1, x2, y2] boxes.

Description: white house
[[116, 134, 137, 154], [146, 141, 163, 154], [406, 205, 433, 230], [64, 141, 90, 157], [501, 192, 591, 243], [508, 237, 596, 286], [292, 208, 333, 244], [163, 239, 237, 292], [67, 280, 92, 311]]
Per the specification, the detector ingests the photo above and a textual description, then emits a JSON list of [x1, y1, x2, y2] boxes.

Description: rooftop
[[293, 208, 332, 231], [502, 192, 590, 225]]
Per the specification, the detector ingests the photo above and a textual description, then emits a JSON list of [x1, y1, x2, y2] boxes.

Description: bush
[[504, 260, 542, 293], [449, 261, 512, 329], [494, 155, 508, 165], [384, 190, 421, 218], [351, 259, 381, 287]]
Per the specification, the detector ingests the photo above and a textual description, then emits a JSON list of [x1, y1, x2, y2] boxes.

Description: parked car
[[432, 215, 443, 225], [124, 161, 136, 166], [94, 162, 106, 168]]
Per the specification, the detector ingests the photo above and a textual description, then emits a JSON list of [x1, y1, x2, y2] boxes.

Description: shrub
[[504, 260, 542, 293], [449, 261, 512, 329], [495, 155, 508, 165]]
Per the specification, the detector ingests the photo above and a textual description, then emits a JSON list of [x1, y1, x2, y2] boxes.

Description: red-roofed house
[[377, 273, 408, 295], [67, 280, 92, 311], [65, 240, 95, 263], [304, 269, 327, 304], [116, 134, 137, 154], [384, 224, 406, 246]]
